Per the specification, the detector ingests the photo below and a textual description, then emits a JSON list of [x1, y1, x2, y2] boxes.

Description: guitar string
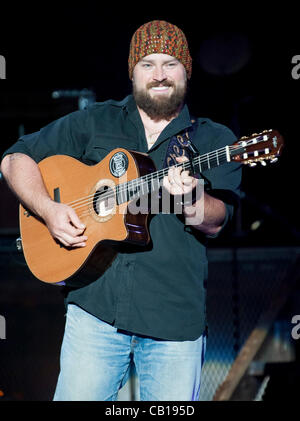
[[66, 144, 249, 214], [77, 138, 270, 219], [75, 152, 231, 218], [64, 141, 260, 214], [68, 146, 232, 214], [65, 149, 225, 210]]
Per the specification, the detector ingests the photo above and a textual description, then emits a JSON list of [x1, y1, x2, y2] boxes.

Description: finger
[[176, 155, 189, 163], [181, 170, 191, 181], [71, 241, 87, 248], [66, 224, 88, 238], [163, 175, 173, 192], [167, 168, 176, 187], [67, 207, 86, 231], [163, 175, 181, 195], [182, 175, 194, 185], [175, 156, 194, 185], [69, 233, 88, 244], [57, 219, 87, 239], [167, 166, 176, 180], [167, 168, 186, 194], [174, 169, 193, 191], [59, 240, 87, 248], [58, 233, 88, 247], [55, 236, 69, 247], [169, 166, 183, 187]]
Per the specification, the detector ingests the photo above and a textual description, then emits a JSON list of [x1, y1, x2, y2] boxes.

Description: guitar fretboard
[[116, 145, 232, 204]]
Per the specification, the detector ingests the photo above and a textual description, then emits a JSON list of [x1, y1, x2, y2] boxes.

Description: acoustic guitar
[[18, 129, 284, 284]]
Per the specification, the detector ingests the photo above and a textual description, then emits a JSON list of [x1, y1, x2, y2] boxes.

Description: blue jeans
[[53, 304, 206, 401]]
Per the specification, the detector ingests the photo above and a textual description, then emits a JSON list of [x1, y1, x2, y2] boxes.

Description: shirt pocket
[[83, 134, 136, 164]]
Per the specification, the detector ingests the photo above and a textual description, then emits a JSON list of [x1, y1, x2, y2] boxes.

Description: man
[[1, 21, 241, 401]]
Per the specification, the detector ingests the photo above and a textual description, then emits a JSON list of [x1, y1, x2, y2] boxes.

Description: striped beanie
[[128, 20, 192, 80]]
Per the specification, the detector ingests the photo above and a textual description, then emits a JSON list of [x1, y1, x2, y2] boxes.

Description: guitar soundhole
[[93, 186, 115, 217]]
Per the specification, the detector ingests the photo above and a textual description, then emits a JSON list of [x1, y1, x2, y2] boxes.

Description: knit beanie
[[128, 20, 192, 80]]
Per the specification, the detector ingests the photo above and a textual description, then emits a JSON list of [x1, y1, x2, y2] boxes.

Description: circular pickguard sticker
[[109, 151, 128, 178]]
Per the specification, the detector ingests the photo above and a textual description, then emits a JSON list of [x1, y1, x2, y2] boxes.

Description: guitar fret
[[117, 145, 233, 205], [225, 145, 230, 162], [145, 180, 150, 194], [123, 187, 129, 203], [22, 129, 282, 285], [198, 160, 202, 172], [117, 186, 121, 204], [207, 153, 210, 169], [157, 176, 162, 189], [151, 176, 155, 192]]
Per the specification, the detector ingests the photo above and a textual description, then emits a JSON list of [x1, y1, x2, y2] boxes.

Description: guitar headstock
[[230, 129, 284, 167]]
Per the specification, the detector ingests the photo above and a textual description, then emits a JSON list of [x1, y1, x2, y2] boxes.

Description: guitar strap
[[163, 118, 212, 191], [163, 118, 198, 168]]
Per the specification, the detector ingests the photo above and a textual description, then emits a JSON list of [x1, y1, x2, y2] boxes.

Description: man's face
[[132, 53, 187, 121]]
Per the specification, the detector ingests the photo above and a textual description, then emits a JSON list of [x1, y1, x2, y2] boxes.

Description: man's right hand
[[1, 153, 88, 248], [41, 201, 88, 248]]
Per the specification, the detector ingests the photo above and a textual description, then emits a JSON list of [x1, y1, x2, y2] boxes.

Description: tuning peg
[[260, 160, 267, 166], [248, 162, 257, 167], [271, 157, 278, 164]]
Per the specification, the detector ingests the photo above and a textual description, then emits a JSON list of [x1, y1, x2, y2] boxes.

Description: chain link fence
[[118, 247, 300, 401], [198, 247, 300, 401], [0, 240, 299, 400]]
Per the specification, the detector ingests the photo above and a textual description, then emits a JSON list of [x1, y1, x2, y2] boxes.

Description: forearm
[[1, 153, 88, 247], [0, 153, 53, 218], [184, 192, 226, 235]]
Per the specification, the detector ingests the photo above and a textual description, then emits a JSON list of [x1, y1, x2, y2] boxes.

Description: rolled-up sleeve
[[201, 125, 242, 238], [1, 108, 91, 163]]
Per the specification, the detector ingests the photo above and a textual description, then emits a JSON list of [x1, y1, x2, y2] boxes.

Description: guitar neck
[[116, 145, 231, 204]]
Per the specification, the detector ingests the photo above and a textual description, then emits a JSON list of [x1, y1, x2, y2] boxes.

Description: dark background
[[0, 4, 300, 402], [1, 4, 299, 247]]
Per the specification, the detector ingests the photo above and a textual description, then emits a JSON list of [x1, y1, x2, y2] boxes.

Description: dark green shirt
[[2, 95, 242, 341]]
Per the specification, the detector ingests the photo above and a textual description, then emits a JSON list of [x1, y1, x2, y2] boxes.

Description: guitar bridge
[[16, 237, 23, 252], [54, 187, 61, 203]]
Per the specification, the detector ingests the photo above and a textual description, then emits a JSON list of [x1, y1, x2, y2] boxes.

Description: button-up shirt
[[2, 95, 242, 340]]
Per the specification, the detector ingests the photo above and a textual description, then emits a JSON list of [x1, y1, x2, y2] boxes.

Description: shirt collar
[[124, 94, 193, 142]]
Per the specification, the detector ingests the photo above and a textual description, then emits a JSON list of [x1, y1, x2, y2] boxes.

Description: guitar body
[[19, 148, 156, 284], [18, 129, 284, 285]]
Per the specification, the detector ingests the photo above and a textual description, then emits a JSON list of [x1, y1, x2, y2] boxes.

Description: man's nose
[[153, 65, 167, 81]]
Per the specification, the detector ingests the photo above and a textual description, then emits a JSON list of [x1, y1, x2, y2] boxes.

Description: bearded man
[[1, 20, 241, 401]]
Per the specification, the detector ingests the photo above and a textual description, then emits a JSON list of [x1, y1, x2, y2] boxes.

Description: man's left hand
[[163, 156, 198, 196]]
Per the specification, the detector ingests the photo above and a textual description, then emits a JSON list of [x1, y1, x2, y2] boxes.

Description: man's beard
[[133, 80, 187, 121]]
